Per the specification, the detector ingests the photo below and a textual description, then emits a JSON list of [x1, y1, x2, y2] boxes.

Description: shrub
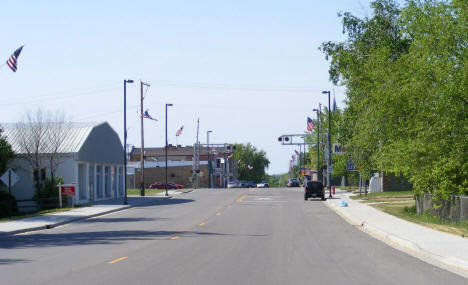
[[0, 190, 18, 218], [33, 177, 64, 210]]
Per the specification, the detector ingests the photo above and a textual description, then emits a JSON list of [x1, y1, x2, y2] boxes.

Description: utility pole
[[196, 118, 200, 188], [140, 80, 150, 196]]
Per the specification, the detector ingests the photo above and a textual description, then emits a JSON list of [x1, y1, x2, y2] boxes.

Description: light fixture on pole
[[207, 130, 212, 188], [123, 79, 134, 205], [322, 90, 332, 198], [165, 103, 173, 197]]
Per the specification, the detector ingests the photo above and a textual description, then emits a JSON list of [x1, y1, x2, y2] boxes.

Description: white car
[[256, 181, 270, 188], [227, 181, 240, 188]]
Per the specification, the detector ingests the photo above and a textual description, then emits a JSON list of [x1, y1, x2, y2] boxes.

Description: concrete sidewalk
[[326, 189, 468, 277], [0, 190, 185, 236]]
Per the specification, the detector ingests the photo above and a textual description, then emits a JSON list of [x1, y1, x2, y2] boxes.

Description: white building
[[2, 122, 124, 205]]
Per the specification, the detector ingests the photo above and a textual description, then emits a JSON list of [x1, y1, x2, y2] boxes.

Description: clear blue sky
[[1, 0, 374, 174]]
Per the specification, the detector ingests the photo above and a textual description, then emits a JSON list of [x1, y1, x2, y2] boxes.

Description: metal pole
[[140, 81, 145, 196], [322, 91, 332, 198], [207, 130, 212, 188], [165, 104, 168, 196], [123, 80, 133, 205]]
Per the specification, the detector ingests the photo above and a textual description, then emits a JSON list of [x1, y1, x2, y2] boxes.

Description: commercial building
[[2, 122, 124, 205]]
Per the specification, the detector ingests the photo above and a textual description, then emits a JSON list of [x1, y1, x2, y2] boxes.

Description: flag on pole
[[333, 96, 337, 115], [307, 117, 315, 132], [142, 110, 157, 121], [176, 125, 184, 136], [292, 155, 296, 161], [295, 150, 299, 156], [6, 46, 24, 72]]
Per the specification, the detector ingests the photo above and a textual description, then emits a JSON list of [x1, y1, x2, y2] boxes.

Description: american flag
[[295, 150, 299, 156], [6, 46, 23, 72], [142, 110, 157, 121], [176, 125, 184, 136], [307, 117, 315, 132]]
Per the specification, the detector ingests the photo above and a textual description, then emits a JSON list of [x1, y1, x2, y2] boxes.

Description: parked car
[[227, 181, 240, 188], [149, 182, 163, 189], [256, 181, 270, 188], [239, 181, 248, 188], [247, 181, 257, 188], [168, 182, 184, 189], [304, 180, 325, 201], [287, 178, 300, 187]]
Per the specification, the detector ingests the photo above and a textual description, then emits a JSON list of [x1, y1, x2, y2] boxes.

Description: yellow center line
[[236, 194, 247, 203], [199, 222, 206, 226], [170, 235, 179, 240], [108, 256, 128, 264], [216, 212, 221, 216]]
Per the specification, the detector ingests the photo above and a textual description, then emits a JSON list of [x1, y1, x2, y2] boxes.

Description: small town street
[[1, 188, 466, 285]]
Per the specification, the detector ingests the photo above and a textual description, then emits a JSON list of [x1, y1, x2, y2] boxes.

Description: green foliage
[[0, 128, 15, 174], [34, 177, 64, 209], [233, 143, 270, 182], [0, 190, 18, 218], [320, 0, 467, 199]]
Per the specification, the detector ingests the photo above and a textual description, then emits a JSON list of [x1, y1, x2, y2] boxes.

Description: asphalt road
[[1, 188, 466, 285]]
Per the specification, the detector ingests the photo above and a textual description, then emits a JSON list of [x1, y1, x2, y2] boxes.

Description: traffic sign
[[327, 166, 333, 173], [0, 169, 20, 187]]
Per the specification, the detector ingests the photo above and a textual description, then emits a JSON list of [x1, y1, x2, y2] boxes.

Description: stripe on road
[[108, 256, 128, 264], [236, 194, 247, 203]]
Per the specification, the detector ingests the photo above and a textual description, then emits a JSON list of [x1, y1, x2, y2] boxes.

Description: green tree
[[0, 128, 15, 175], [321, 0, 467, 197], [233, 143, 270, 182]]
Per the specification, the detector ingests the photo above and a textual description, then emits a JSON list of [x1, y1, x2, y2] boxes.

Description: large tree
[[320, 0, 467, 197], [233, 143, 270, 182]]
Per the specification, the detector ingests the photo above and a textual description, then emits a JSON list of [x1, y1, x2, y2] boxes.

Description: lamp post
[[313, 106, 320, 182], [207, 130, 212, 188], [123, 79, 134, 205], [165, 103, 173, 196], [322, 91, 332, 198]]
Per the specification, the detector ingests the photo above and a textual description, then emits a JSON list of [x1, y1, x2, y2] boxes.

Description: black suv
[[304, 181, 325, 201]]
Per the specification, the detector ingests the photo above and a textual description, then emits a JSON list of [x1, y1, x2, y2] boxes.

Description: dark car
[[304, 181, 325, 201], [287, 178, 300, 187], [247, 181, 256, 188], [149, 182, 163, 189], [239, 181, 248, 188]]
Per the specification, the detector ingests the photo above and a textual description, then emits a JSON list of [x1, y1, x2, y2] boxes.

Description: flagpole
[[0, 62, 6, 70]]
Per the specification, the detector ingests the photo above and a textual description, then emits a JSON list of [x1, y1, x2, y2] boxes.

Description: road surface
[[1, 188, 466, 284]]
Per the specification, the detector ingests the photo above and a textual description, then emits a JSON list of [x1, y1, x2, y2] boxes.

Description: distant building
[[2, 122, 124, 205], [129, 144, 236, 188]]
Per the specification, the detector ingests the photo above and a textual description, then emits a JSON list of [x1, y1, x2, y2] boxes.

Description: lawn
[[351, 190, 468, 237], [126, 188, 165, 195]]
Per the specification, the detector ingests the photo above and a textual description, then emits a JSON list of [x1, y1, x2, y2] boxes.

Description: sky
[[0, 0, 374, 175]]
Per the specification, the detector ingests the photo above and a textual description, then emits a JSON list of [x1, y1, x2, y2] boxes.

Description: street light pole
[[322, 90, 332, 198], [165, 103, 173, 197], [207, 130, 212, 188], [123, 79, 134, 205]]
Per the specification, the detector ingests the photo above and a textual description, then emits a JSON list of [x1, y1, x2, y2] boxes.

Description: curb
[[0, 205, 133, 236], [1, 195, 174, 236], [324, 200, 468, 276]]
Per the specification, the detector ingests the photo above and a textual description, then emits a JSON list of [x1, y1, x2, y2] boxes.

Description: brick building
[[128, 144, 236, 188]]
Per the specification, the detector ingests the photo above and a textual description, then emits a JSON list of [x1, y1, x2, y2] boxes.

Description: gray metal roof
[[1, 122, 103, 154]]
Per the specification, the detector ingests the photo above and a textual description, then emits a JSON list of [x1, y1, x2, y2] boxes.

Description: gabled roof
[[1, 122, 105, 154]]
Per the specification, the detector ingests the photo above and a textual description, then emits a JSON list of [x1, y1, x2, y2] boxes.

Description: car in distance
[[256, 181, 270, 188], [239, 181, 248, 188], [227, 181, 240, 188], [287, 178, 300, 187], [304, 181, 325, 201], [149, 182, 163, 189], [247, 181, 257, 188]]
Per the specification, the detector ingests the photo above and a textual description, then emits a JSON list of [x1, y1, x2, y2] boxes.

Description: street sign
[[327, 166, 333, 173], [346, 161, 357, 171], [60, 185, 76, 196], [0, 169, 20, 187], [333, 143, 347, 155]]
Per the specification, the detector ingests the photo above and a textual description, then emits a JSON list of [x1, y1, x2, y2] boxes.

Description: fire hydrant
[[332, 186, 335, 194]]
